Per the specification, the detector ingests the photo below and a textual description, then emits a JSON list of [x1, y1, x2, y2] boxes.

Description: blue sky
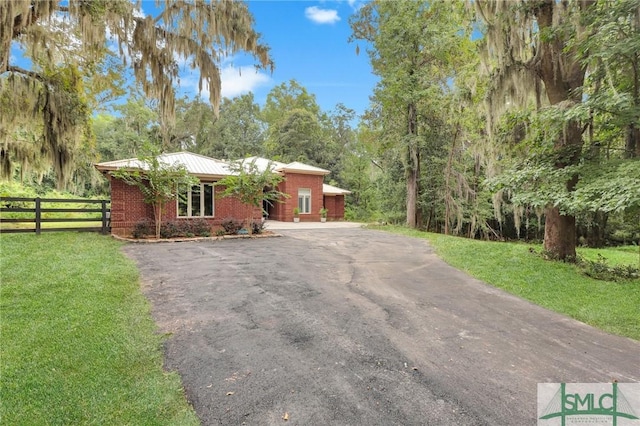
[[9, 1, 377, 119], [173, 0, 377, 118]]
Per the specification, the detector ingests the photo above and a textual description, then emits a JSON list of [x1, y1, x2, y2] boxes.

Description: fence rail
[[0, 197, 110, 235]]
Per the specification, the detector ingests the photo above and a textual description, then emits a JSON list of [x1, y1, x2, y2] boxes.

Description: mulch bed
[[112, 230, 280, 243]]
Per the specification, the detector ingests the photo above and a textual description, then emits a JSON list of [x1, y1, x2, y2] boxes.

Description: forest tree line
[[1, 0, 639, 258]]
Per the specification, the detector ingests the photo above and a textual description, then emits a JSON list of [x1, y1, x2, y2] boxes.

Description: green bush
[[159, 221, 181, 238], [187, 218, 211, 237], [578, 254, 640, 282], [221, 217, 243, 235], [133, 218, 211, 238], [132, 218, 154, 239], [251, 219, 266, 235]]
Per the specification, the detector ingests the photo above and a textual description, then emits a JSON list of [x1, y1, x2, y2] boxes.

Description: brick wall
[[334, 195, 345, 219], [322, 195, 345, 221], [275, 172, 324, 222], [109, 176, 261, 236], [109, 177, 155, 235]]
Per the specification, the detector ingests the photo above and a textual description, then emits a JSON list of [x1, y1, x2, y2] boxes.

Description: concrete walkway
[[263, 219, 364, 230]]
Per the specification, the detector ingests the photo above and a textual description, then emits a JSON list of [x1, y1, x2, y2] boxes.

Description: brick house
[[242, 156, 350, 223], [95, 152, 350, 236]]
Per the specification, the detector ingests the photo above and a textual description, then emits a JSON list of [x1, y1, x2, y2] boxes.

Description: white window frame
[[298, 188, 311, 214], [177, 183, 215, 217]]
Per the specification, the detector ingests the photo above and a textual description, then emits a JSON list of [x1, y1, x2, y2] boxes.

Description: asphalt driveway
[[122, 228, 640, 425]]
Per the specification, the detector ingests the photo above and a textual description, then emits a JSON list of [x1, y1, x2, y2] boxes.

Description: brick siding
[[109, 176, 261, 236], [322, 195, 345, 221], [269, 172, 325, 222]]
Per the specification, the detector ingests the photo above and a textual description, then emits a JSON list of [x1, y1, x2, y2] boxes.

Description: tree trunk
[[627, 51, 640, 158], [626, 124, 640, 158], [246, 216, 253, 236], [406, 102, 419, 228], [444, 126, 460, 235], [540, 121, 583, 260], [543, 207, 577, 260], [585, 210, 608, 248], [406, 166, 418, 228], [154, 203, 163, 239], [534, 0, 590, 261]]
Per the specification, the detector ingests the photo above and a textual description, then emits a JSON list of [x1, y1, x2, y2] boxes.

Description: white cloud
[[305, 6, 340, 25], [132, 7, 145, 19], [345, 0, 365, 12], [182, 65, 270, 100], [221, 66, 271, 98]]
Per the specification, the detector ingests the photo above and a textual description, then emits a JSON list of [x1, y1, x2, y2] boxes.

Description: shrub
[[251, 219, 266, 235], [132, 218, 154, 239], [186, 218, 212, 237], [160, 221, 181, 238], [132, 218, 212, 239], [157, 219, 211, 238], [578, 254, 640, 282], [221, 217, 243, 235]]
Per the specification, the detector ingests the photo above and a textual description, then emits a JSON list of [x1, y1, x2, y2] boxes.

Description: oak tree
[[1, 0, 272, 186]]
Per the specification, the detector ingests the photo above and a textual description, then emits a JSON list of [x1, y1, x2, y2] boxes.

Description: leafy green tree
[[476, 0, 598, 260], [580, 0, 640, 159], [162, 98, 215, 153], [476, 0, 640, 257], [438, 39, 492, 238], [261, 80, 321, 126], [260, 80, 351, 174], [262, 80, 323, 162], [198, 94, 265, 159], [218, 159, 287, 235], [339, 129, 379, 221], [323, 104, 357, 187], [92, 94, 160, 167], [350, 0, 469, 228], [1, 0, 272, 186], [268, 108, 323, 163], [112, 145, 198, 239]]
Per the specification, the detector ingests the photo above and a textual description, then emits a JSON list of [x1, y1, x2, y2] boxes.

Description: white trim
[[177, 183, 215, 218], [298, 188, 311, 214]]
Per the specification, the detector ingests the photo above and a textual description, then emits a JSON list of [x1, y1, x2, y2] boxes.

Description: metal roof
[[95, 152, 233, 178], [241, 156, 287, 172], [242, 157, 330, 175], [275, 161, 330, 175], [323, 183, 351, 195], [96, 152, 349, 194]]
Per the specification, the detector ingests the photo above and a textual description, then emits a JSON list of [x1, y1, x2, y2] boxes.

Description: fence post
[[35, 197, 41, 235], [101, 200, 108, 235]]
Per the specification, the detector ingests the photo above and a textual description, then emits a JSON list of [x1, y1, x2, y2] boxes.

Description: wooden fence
[[0, 197, 110, 235]]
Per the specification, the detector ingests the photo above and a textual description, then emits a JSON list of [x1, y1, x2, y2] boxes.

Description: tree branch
[[370, 159, 384, 171], [7, 65, 46, 83]]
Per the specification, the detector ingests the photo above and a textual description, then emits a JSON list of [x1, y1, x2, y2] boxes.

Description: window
[[298, 188, 311, 214], [178, 183, 214, 217]]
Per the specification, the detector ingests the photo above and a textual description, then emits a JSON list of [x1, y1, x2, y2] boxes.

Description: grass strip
[[372, 225, 640, 341], [0, 233, 199, 425]]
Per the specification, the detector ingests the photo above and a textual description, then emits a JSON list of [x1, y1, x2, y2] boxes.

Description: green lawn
[[371, 225, 640, 341], [0, 233, 199, 425]]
